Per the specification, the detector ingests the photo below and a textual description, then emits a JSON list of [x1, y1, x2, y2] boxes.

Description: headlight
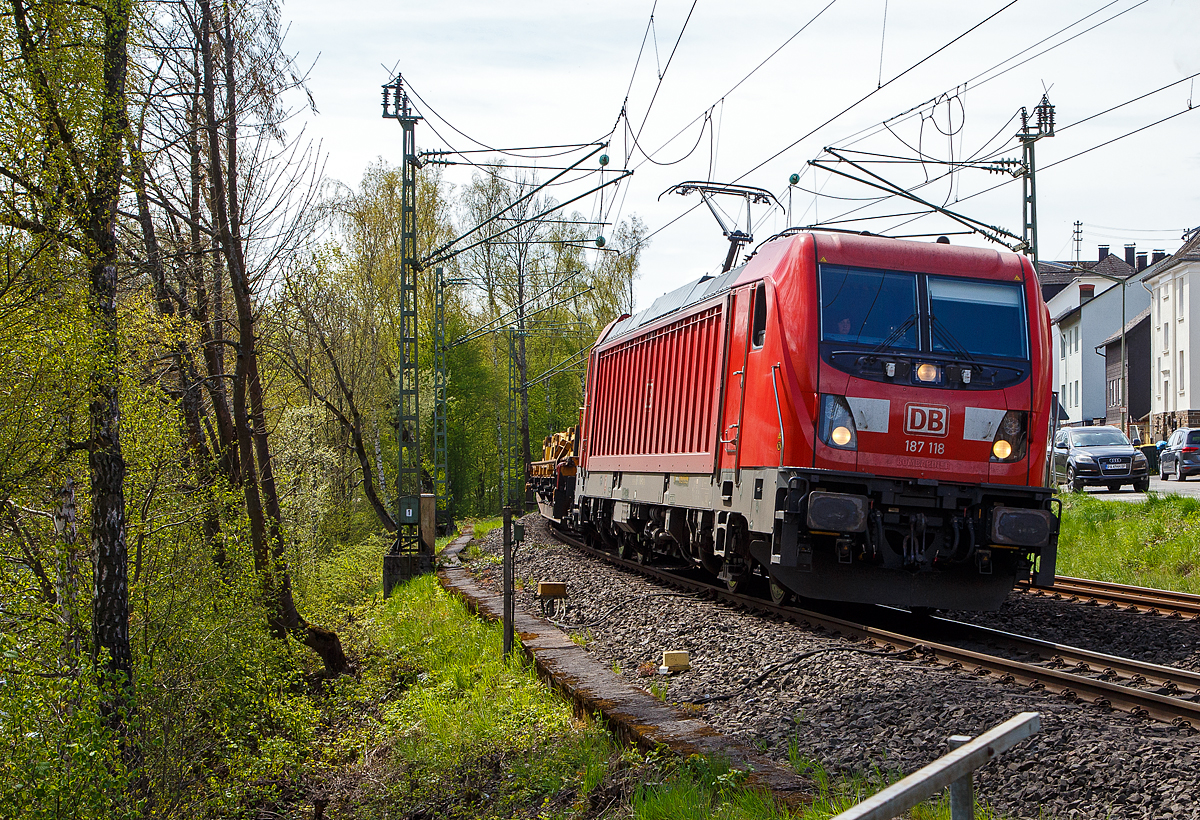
[[1074, 453, 1096, 464], [1133, 451, 1148, 464], [916, 363, 940, 383], [819, 395, 858, 450], [990, 410, 1027, 463]]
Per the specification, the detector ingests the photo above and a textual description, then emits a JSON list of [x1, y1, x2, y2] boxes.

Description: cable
[[626, 0, 840, 171], [1056, 69, 1200, 134], [829, 0, 1144, 157], [1044, 105, 1200, 171], [628, 0, 701, 160], [405, 77, 613, 160], [733, 0, 1024, 192]]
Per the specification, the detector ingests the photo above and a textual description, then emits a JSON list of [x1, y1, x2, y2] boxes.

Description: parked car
[[1052, 426, 1149, 493], [1159, 428, 1200, 481]]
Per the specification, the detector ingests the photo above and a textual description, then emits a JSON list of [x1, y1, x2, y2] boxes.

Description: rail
[[830, 712, 1041, 820], [550, 524, 1200, 727]]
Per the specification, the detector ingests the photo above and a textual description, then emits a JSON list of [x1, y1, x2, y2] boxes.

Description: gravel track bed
[[462, 515, 1200, 819], [948, 595, 1200, 673]]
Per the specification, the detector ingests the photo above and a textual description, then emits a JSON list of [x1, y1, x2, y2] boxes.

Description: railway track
[[551, 525, 1200, 729], [1019, 575, 1200, 619]]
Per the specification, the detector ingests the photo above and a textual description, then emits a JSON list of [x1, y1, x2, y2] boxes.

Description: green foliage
[[0, 639, 134, 820], [1056, 493, 1200, 592], [365, 574, 617, 818], [472, 516, 503, 541]]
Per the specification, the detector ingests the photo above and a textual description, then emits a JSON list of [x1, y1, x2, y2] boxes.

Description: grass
[[1056, 492, 1200, 593], [471, 515, 503, 541], [347, 574, 995, 819], [784, 753, 1002, 820]]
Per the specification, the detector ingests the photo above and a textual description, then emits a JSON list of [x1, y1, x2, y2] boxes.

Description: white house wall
[[1046, 276, 1121, 413], [1053, 278, 1149, 426]]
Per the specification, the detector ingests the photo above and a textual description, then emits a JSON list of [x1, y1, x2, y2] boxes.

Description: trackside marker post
[[503, 507, 514, 659]]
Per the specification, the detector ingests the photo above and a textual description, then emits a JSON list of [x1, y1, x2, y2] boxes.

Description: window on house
[[1177, 279, 1185, 321], [1157, 358, 1163, 397], [1074, 380, 1080, 407], [1060, 334, 1066, 359], [1061, 384, 1067, 407], [1180, 351, 1186, 394]]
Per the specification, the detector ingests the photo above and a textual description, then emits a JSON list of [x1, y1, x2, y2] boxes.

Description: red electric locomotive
[[535, 231, 1058, 611]]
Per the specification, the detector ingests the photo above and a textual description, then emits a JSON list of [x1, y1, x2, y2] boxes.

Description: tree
[[0, 0, 138, 764], [129, 0, 346, 674]]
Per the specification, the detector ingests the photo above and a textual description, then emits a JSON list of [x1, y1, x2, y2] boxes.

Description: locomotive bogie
[[574, 462, 1055, 610]]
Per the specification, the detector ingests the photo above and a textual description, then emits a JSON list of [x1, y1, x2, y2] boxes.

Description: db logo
[[904, 403, 949, 437]]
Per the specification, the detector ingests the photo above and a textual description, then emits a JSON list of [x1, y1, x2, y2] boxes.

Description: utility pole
[[432, 266, 454, 533], [1073, 221, 1083, 267], [1018, 95, 1055, 274], [381, 74, 426, 593]]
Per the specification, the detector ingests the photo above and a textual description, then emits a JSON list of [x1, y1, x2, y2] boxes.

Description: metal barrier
[[830, 712, 1040, 820]]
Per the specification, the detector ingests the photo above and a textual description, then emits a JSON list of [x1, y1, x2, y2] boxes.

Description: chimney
[[1124, 244, 1136, 267], [1152, 249, 1167, 264], [1079, 283, 1095, 304], [1137, 252, 1148, 271], [1098, 245, 1109, 261]]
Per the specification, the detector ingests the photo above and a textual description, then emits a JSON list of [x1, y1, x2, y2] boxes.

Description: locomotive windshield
[[819, 264, 1030, 362], [819, 266, 917, 349], [928, 277, 1028, 360]]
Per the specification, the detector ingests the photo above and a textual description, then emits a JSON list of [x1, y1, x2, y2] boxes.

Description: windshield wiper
[[871, 312, 917, 353], [929, 315, 980, 365]]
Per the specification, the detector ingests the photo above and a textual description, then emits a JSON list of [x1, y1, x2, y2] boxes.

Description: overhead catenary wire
[[606, 0, 1027, 265]]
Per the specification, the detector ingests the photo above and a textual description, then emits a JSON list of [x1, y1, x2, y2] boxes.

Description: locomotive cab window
[[928, 277, 1028, 360], [819, 266, 917, 349], [751, 283, 767, 348]]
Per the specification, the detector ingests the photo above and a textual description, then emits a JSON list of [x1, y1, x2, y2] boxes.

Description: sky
[[283, 0, 1200, 307]]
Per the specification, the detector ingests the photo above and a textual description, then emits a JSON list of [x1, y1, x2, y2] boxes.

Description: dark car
[[1053, 426, 1149, 493], [1159, 428, 1200, 480]]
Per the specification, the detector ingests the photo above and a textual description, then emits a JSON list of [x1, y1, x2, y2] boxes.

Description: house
[[1144, 228, 1200, 441], [1041, 248, 1145, 426], [1096, 307, 1151, 443]]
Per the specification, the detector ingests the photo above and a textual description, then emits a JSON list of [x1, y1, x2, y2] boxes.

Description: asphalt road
[[1067, 474, 1200, 502]]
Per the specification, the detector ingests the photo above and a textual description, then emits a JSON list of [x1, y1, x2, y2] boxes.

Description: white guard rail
[[830, 711, 1041, 820]]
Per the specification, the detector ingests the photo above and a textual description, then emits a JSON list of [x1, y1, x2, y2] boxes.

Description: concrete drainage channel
[[437, 530, 805, 796], [435, 529, 1039, 817]]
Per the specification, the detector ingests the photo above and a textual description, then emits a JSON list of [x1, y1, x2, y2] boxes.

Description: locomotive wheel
[[635, 546, 653, 565], [724, 566, 751, 593], [617, 534, 634, 561], [768, 576, 792, 606]]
